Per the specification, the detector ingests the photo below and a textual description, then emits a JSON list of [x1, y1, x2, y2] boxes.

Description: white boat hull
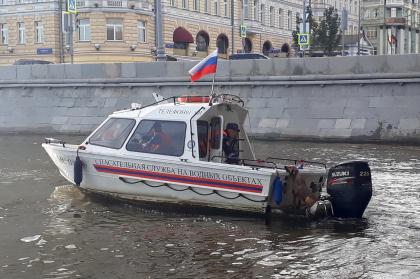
[[43, 142, 327, 214]]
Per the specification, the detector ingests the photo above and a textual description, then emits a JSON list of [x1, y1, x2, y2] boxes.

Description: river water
[[0, 134, 419, 279]]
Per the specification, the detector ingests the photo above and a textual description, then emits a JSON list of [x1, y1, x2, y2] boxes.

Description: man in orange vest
[[222, 123, 243, 165], [142, 122, 172, 152]]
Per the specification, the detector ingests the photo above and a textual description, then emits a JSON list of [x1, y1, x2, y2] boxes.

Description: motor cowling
[[327, 160, 372, 218]]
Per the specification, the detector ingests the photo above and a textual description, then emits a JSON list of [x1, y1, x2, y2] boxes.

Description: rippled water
[[1, 135, 419, 278]]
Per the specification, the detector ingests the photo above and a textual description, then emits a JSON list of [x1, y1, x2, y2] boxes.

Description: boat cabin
[[85, 94, 256, 165]]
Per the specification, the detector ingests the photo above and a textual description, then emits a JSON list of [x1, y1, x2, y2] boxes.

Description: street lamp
[[241, 0, 244, 53], [358, 0, 361, 55], [155, 0, 166, 62], [302, 0, 307, 58], [231, 0, 246, 54], [231, 0, 235, 55]]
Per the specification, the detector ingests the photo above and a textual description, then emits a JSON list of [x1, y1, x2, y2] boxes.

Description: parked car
[[229, 53, 269, 60], [13, 59, 54, 65]]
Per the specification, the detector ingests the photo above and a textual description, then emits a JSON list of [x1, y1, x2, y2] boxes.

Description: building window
[[366, 27, 377, 38], [269, 6, 274, 26], [253, 0, 258, 21], [18, 22, 25, 44], [79, 19, 90, 41], [1, 0, 9, 4], [391, 8, 396, 18], [260, 4, 265, 24], [278, 9, 283, 28], [1, 23, 7, 44], [170, 0, 176, 6], [373, 9, 379, 19], [364, 9, 370, 19], [182, 0, 188, 9], [138, 21, 146, 43], [106, 19, 123, 41], [350, 0, 352, 14], [287, 11, 292, 30], [35, 21, 43, 43], [205, 0, 210, 13], [193, 0, 198, 11], [224, 0, 228, 17], [214, 0, 219, 15], [244, 0, 249, 19]]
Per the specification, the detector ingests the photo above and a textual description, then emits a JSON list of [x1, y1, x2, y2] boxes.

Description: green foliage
[[292, 13, 302, 46], [305, 6, 318, 46], [313, 7, 341, 54]]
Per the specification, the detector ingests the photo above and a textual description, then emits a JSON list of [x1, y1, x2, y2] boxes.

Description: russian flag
[[188, 48, 218, 82]]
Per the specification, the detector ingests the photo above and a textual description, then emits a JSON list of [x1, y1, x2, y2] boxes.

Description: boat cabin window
[[197, 120, 209, 158], [210, 117, 222, 149], [126, 120, 186, 156], [89, 118, 136, 149]]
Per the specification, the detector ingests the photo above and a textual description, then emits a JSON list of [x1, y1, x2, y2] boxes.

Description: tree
[[292, 6, 319, 47], [292, 13, 302, 46], [313, 7, 341, 55]]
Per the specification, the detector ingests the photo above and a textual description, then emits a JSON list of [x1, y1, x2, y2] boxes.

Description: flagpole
[[208, 73, 216, 106], [211, 74, 215, 96]]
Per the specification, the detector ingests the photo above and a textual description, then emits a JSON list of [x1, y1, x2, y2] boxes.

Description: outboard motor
[[327, 160, 372, 218]]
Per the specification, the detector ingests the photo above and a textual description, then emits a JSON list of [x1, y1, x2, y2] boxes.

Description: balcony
[[385, 17, 406, 25], [386, 0, 404, 8]]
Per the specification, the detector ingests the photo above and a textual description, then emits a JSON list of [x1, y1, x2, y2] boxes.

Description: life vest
[[103, 129, 121, 140], [200, 137, 207, 153], [152, 132, 172, 150]]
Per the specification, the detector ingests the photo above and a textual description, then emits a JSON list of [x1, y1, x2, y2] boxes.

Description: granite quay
[[1, 54, 420, 143]]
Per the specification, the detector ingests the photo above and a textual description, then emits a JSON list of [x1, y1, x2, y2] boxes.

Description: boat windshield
[[126, 120, 186, 156], [89, 118, 136, 149]]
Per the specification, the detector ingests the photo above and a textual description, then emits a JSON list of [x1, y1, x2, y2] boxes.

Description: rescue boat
[[43, 93, 372, 218]]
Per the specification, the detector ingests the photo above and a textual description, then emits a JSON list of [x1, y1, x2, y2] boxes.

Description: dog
[[284, 165, 318, 209]]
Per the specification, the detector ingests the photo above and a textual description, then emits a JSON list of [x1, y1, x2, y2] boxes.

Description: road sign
[[300, 45, 310, 51], [242, 38, 245, 47], [240, 25, 246, 38], [67, 0, 76, 13], [298, 34, 309, 45]]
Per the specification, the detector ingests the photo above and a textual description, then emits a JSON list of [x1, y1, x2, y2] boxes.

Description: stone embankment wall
[[1, 54, 420, 143]]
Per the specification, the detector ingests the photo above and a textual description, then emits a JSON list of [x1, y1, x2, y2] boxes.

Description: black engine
[[327, 160, 372, 218]]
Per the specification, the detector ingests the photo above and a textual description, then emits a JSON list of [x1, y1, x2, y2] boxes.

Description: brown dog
[[284, 165, 318, 208]]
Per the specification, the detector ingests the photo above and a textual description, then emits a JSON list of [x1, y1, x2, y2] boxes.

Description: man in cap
[[141, 122, 172, 152], [222, 123, 243, 165]]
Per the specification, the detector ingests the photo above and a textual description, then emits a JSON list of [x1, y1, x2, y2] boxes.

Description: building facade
[[0, 0, 363, 65], [361, 0, 420, 55]]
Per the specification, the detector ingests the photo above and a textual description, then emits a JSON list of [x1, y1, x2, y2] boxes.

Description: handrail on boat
[[45, 138, 66, 147], [136, 94, 245, 110], [212, 94, 245, 107], [265, 157, 327, 169], [189, 106, 206, 158], [210, 155, 278, 170]]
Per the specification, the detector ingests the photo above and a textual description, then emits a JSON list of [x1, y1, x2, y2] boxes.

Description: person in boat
[[141, 122, 172, 152], [222, 123, 243, 165]]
